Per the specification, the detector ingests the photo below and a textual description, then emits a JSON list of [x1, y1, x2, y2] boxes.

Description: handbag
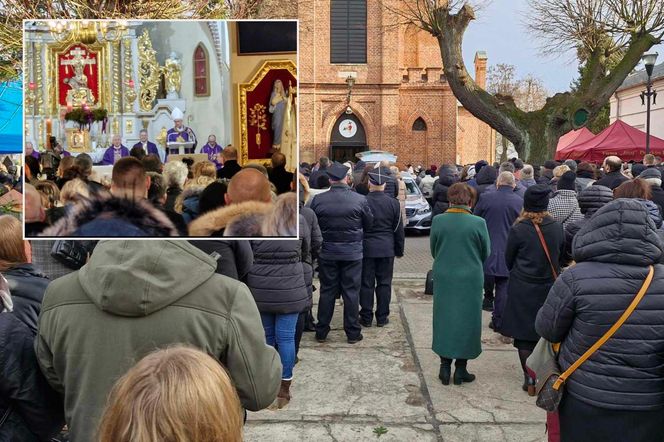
[[531, 264, 654, 412], [425, 269, 434, 295], [50, 240, 90, 270]]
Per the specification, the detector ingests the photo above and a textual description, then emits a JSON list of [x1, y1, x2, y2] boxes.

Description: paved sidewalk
[[244, 278, 546, 441]]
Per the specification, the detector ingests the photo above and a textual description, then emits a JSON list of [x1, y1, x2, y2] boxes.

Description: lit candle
[[46, 118, 52, 134]]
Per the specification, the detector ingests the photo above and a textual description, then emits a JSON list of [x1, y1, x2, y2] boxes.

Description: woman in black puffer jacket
[[431, 166, 458, 218], [246, 193, 309, 410], [563, 185, 613, 262], [536, 199, 664, 442]]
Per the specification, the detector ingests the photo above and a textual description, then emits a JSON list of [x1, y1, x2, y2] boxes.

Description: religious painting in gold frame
[[65, 128, 92, 153], [48, 40, 109, 115], [238, 59, 297, 167]]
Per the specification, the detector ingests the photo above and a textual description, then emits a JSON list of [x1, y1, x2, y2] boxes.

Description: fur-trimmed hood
[[188, 200, 273, 236], [42, 194, 179, 237]]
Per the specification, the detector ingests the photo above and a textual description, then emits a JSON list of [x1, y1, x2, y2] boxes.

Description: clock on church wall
[[338, 119, 357, 138]]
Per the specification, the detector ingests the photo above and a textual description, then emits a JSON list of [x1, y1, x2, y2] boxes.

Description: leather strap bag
[[534, 223, 558, 279], [534, 265, 654, 411]]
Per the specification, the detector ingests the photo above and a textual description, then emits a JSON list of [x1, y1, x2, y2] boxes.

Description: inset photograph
[[23, 19, 298, 238]]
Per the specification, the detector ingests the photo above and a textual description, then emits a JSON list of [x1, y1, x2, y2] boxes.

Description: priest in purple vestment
[[101, 134, 130, 165], [25, 141, 40, 160], [166, 107, 196, 155], [132, 129, 160, 157], [200, 134, 223, 169]]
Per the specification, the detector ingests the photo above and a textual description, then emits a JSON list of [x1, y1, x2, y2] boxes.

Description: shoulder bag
[[531, 263, 654, 412]]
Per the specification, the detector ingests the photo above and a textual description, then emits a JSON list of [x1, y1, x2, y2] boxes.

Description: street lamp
[[641, 52, 658, 154], [345, 75, 355, 114]]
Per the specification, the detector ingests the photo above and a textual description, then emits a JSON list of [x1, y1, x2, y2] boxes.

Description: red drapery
[[245, 69, 297, 159], [57, 44, 99, 106]]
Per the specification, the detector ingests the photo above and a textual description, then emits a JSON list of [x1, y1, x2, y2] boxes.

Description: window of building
[[193, 44, 209, 97], [412, 117, 427, 131], [330, 0, 367, 64]]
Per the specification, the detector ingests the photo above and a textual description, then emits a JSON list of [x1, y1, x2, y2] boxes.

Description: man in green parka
[[430, 182, 491, 385]]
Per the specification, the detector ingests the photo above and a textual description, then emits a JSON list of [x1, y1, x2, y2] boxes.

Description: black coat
[[165, 186, 182, 212], [4, 264, 49, 335], [536, 199, 664, 411], [217, 160, 241, 180], [501, 217, 564, 341], [363, 191, 405, 258], [475, 166, 498, 195], [310, 183, 374, 261], [650, 184, 664, 219], [308, 167, 329, 189], [268, 166, 294, 195], [593, 170, 629, 190], [246, 240, 309, 314], [189, 240, 253, 280], [563, 185, 613, 262], [431, 168, 458, 218], [0, 313, 65, 442]]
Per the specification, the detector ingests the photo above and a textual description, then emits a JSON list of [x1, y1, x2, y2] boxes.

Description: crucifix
[[61, 47, 96, 76]]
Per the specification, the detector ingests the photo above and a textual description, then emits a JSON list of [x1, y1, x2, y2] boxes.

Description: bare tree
[[393, 0, 664, 162]]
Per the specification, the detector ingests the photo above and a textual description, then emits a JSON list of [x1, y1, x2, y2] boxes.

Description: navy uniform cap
[[327, 162, 350, 180], [368, 166, 392, 185]]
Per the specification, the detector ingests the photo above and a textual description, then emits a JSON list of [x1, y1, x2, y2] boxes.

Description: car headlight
[[416, 206, 431, 215]]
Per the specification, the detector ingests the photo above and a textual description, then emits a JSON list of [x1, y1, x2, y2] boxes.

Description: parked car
[[401, 172, 431, 232]]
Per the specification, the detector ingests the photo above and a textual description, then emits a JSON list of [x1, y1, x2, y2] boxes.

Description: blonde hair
[[516, 210, 550, 225], [98, 346, 243, 442], [297, 172, 309, 203], [262, 192, 298, 236], [553, 165, 570, 178], [60, 178, 90, 204], [193, 161, 216, 179], [175, 176, 215, 213], [0, 216, 27, 272], [35, 180, 60, 209]]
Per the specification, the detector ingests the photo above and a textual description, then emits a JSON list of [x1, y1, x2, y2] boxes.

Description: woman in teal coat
[[430, 183, 490, 385]]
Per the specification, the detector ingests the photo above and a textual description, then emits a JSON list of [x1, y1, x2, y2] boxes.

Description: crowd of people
[[2, 152, 408, 441], [0, 156, 22, 216], [427, 154, 664, 442], [23, 144, 299, 237], [6, 147, 664, 441]]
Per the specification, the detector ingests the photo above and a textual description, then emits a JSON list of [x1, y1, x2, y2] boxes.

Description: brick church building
[[298, 0, 495, 167]]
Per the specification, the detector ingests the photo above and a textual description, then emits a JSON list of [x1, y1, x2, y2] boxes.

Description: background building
[[610, 62, 664, 140], [298, 0, 495, 167]]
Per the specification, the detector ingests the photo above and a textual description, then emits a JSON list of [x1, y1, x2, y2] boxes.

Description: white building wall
[[610, 77, 664, 140]]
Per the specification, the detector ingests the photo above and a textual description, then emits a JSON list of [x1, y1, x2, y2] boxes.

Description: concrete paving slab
[[416, 349, 545, 424], [439, 423, 547, 442], [245, 422, 439, 442], [247, 347, 429, 424]]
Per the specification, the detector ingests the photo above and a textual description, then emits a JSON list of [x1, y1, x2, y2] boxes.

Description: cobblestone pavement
[[244, 278, 546, 442], [394, 232, 433, 278]]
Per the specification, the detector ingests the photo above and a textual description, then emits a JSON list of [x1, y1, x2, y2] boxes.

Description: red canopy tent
[[559, 120, 664, 163], [554, 127, 595, 160]]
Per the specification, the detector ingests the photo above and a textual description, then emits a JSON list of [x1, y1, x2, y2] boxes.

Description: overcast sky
[[462, 0, 664, 95]]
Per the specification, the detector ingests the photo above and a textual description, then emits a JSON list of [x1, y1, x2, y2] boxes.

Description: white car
[[400, 172, 432, 232]]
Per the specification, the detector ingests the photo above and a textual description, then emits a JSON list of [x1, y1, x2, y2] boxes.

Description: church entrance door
[[329, 112, 367, 163]]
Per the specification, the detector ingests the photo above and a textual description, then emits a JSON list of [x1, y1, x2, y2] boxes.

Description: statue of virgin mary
[[269, 79, 288, 150]]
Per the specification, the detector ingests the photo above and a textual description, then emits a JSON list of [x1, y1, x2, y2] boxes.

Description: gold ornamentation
[[112, 118, 120, 136], [112, 41, 121, 113], [35, 42, 44, 115], [249, 103, 267, 147], [66, 128, 91, 153], [137, 30, 160, 112], [238, 60, 297, 166], [61, 46, 96, 106], [156, 126, 168, 148], [38, 119, 44, 150], [125, 119, 133, 134], [162, 53, 181, 98], [123, 38, 135, 113]]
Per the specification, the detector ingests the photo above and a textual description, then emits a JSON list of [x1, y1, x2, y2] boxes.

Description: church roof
[[617, 62, 664, 91]]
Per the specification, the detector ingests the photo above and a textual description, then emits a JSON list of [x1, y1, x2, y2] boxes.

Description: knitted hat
[[640, 167, 662, 180], [557, 171, 577, 191], [631, 164, 647, 177], [563, 159, 578, 172], [544, 160, 558, 170], [524, 184, 551, 213], [198, 181, 227, 215]]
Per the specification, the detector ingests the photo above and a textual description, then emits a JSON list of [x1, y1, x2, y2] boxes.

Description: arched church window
[[193, 44, 209, 97], [412, 117, 427, 131], [330, 0, 367, 64]]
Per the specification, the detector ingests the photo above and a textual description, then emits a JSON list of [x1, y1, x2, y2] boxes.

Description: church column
[[34, 41, 46, 149], [122, 32, 137, 142], [111, 40, 121, 136]]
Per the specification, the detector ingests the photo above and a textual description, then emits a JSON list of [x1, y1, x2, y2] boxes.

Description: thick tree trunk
[[429, 5, 660, 164]]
